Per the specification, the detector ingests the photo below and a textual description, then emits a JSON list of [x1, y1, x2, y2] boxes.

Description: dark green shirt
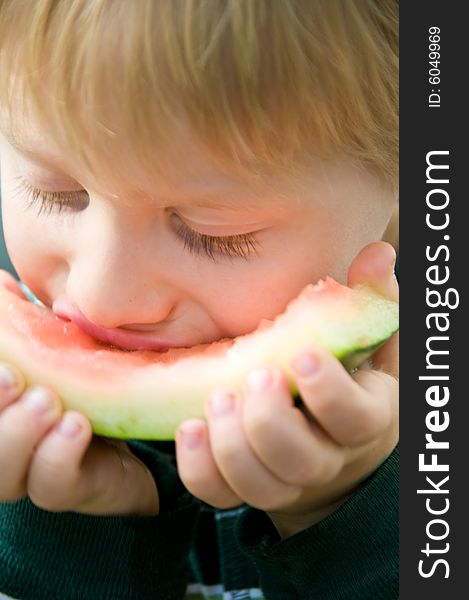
[[0, 443, 398, 600]]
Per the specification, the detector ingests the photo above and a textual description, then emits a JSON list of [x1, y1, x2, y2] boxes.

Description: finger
[[242, 367, 344, 486], [176, 418, 242, 508], [0, 386, 62, 501], [347, 241, 399, 376], [27, 411, 93, 510], [206, 388, 302, 510], [28, 414, 159, 515], [292, 348, 393, 447], [347, 241, 398, 301], [0, 363, 26, 408], [370, 330, 399, 377], [352, 367, 399, 433], [81, 437, 160, 516]]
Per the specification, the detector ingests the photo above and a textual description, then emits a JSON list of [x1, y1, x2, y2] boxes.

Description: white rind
[[0, 278, 398, 439]]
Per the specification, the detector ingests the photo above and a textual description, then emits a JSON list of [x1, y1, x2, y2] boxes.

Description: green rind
[[78, 336, 397, 440], [0, 275, 399, 440]]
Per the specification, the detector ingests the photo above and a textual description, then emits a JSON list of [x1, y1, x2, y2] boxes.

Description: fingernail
[[0, 364, 17, 390], [23, 387, 55, 414], [58, 413, 82, 438], [210, 390, 236, 417], [179, 420, 204, 450], [292, 352, 319, 379], [246, 367, 273, 392]]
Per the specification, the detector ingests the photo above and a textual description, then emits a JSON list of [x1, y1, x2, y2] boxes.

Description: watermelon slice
[[0, 270, 398, 440]]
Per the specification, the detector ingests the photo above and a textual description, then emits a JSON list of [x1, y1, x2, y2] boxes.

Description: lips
[[51, 301, 188, 352]]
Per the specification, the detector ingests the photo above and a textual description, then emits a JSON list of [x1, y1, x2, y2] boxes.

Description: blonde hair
[[0, 0, 398, 188]]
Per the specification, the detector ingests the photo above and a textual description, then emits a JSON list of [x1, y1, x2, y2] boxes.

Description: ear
[[382, 203, 399, 253]]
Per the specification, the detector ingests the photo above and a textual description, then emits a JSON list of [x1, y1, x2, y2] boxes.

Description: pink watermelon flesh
[[0, 270, 398, 439]]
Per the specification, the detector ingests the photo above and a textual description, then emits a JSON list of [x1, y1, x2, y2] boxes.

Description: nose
[[65, 230, 176, 330]]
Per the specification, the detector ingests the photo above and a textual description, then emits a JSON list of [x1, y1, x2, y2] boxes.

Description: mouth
[[52, 303, 190, 352]]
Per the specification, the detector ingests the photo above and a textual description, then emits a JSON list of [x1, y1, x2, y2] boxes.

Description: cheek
[[198, 259, 320, 337], [3, 209, 45, 284], [1, 185, 65, 294], [1, 186, 32, 261], [1, 160, 31, 264], [195, 217, 375, 338]]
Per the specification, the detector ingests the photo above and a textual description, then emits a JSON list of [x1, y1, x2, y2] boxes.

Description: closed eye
[[16, 177, 261, 261], [16, 177, 89, 215], [170, 212, 260, 261]]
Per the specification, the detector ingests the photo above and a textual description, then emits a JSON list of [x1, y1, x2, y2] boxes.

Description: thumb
[[347, 241, 398, 302], [348, 242, 399, 377]]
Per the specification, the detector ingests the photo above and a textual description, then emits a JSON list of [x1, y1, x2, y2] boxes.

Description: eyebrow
[[1, 129, 67, 171]]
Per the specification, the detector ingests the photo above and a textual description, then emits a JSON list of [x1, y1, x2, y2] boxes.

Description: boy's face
[[0, 115, 395, 350]]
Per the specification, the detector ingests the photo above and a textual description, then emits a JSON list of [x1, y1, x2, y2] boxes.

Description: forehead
[[0, 115, 283, 209], [0, 109, 392, 215]]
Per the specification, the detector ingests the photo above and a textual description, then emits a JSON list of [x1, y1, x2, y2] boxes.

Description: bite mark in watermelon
[[0, 270, 398, 440]]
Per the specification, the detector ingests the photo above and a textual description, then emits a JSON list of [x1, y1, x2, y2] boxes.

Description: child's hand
[[176, 241, 398, 538], [0, 368, 158, 516]]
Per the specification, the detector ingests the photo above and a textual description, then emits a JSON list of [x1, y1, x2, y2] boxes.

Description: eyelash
[[170, 213, 259, 261], [18, 179, 89, 215], [18, 179, 260, 261]]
